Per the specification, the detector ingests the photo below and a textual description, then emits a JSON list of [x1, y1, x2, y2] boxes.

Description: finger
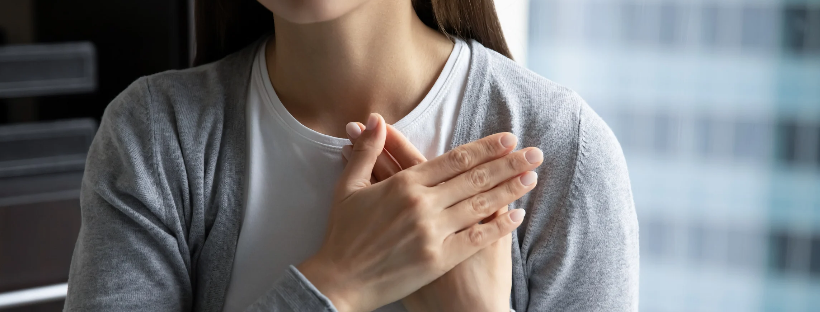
[[350, 122, 426, 170], [385, 124, 427, 169], [443, 208, 526, 266], [345, 121, 365, 141], [338, 113, 387, 195], [345, 122, 401, 182], [342, 145, 350, 166], [372, 156, 400, 182], [481, 205, 508, 224], [407, 133, 518, 186], [434, 147, 543, 208], [341, 148, 386, 184], [442, 171, 537, 232]]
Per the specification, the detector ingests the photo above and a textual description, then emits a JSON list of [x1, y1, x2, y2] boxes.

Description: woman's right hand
[[297, 113, 542, 312]]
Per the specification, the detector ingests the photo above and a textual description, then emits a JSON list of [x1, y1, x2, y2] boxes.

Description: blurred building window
[[526, 0, 820, 310]]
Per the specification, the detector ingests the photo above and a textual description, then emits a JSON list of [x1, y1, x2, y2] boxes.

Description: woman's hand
[[299, 113, 540, 312], [402, 206, 514, 312], [344, 121, 540, 312]]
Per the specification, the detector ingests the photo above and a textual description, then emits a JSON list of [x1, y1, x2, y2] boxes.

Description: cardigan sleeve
[[522, 103, 639, 311], [244, 266, 338, 312], [64, 78, 338, 312], [64, 77, 194, 311]]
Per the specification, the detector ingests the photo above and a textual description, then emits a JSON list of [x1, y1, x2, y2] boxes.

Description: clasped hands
[[298, 113, 543, 312]]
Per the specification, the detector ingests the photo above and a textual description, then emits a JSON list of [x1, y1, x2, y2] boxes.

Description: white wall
[[494, 0, 530, 64]]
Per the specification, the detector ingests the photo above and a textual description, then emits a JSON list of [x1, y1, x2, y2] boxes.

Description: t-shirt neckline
[[253, 37, 467, 149]]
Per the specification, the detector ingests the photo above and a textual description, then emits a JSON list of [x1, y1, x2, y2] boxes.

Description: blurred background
[[0, 0, 190, 311], [522, 0, 820, 311], [0, 0, 817, 311]]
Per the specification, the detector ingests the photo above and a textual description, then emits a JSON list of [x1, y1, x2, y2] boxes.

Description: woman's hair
[[193, 0, 513, 66]]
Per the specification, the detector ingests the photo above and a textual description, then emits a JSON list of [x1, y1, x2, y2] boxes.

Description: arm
[[64, 78, 339, 312], [524, 104, 639, 311], [64, 78, 192, 311]]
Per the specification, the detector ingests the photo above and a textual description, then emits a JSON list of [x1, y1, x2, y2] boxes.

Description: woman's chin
[[261, 0, 363, 24]]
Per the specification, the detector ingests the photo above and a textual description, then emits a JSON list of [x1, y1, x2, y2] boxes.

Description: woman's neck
[[266, 0, 454, 138]]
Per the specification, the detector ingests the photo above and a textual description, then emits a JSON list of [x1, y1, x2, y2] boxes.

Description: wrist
[[297, 256, 357, 312]]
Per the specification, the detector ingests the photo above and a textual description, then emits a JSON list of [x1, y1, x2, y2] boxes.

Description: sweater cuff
[[246, 265, 338, 312], [286, 265, 338, 311]]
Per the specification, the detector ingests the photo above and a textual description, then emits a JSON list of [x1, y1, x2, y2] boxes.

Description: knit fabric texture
[[64, 39, 639, 312]]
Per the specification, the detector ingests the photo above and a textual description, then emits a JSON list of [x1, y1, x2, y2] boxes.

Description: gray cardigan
[[65, 39, 639, 312]]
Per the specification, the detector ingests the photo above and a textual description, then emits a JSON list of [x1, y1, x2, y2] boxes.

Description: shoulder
[[91, 39, 259, 190], [468, 45, 638, 306], [472, 40, 585, 121], [109, 42, 257, 126], [95, 40, 259, 185], [85, 41, 258, 231], [468, 41, 619, 178]]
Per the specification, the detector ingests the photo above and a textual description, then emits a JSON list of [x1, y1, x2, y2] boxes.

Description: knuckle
[[404, 192, 428, 210], [507, 154, 523, 171], [414, 221, 434, 238], [392, 172, 413, 188], [470, 194, 490, 215], [467, 227, 485, 246], [468, 168, 490, 189], [410, 158, 424, 167], [348, 178, 370, 190], [505, 179, 520, 196], [447, 147, 472, 172], [419, 246, 440, 265], [481, 138, 497, 155], [352, 140, 374, 153], [495, 216, 509, 234]]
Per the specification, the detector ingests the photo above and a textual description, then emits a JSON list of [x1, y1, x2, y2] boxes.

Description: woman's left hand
[[343, 122, 513, 312], [402, 205, 512, 312]]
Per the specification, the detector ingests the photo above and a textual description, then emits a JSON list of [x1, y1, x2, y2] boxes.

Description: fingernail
[[366, 113, 379, 130], [342, 145, 352, 159], [520, 171, 537, 186], [346, 122, 362, 139], [525, 148, 543, 164], [500, 134, 517, 148], [510, 209, 526, 222]]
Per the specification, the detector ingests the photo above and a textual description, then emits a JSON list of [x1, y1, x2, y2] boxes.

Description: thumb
[[384, 124, 427, 169], [339, 113, 386, 196]]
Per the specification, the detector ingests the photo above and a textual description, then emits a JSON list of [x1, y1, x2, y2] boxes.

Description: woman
[[64, 0, 639, 311]]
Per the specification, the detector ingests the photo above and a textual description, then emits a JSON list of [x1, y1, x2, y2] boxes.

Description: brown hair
[[193, 0, 512, 66]]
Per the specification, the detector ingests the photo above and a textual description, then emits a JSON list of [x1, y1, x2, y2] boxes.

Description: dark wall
[[7, 0, 189, 123], [0, 2, 190, 310]]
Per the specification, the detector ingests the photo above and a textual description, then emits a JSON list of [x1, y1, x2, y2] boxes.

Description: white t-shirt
[[221, 38, 471, 312]]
